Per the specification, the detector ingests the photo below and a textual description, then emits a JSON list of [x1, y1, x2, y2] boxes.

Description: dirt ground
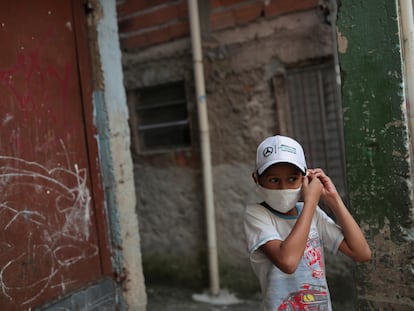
[[146, 286, 261, 311]]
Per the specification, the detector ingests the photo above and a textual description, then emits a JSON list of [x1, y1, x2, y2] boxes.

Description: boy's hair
[[256, 135, 307, 175]]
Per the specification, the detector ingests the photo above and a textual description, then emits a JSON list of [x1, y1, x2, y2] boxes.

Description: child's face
[[257, 163, 303, 190]]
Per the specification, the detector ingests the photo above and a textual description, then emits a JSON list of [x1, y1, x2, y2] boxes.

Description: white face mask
[[256, 185, 301, 213]]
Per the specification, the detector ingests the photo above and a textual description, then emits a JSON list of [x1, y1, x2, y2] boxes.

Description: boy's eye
[[288, 177, 298, 182], [269, 178, 279, 183]]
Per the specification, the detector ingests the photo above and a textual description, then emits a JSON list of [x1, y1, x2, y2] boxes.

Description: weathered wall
[[337, 0, 414, 309], [90, 0, 147, 310], [117, 0, 321, 51], [0, 0, 146, 310], [120, 1, 349, 300]]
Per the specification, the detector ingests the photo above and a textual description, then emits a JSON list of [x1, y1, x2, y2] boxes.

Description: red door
[[0, 1, 111, 309]]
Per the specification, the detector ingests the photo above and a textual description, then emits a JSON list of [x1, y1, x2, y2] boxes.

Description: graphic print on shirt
[[277, 284, 329, 311], [304, 230, 324, 279]]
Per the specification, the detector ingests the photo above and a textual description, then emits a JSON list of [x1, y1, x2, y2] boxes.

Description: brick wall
[[117, 0, 320, 51]]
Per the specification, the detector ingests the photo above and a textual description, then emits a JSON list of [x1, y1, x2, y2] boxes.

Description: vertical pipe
[[187, 0, 220, 296]]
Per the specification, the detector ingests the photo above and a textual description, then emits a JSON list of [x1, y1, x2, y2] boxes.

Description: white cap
[[256, 135, 307, 175]]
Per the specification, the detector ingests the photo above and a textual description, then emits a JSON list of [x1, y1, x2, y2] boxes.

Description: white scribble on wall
[[0, 155, 98, 305]]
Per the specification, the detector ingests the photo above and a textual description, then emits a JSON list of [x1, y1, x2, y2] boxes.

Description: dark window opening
[[133, 81, 191, 152]]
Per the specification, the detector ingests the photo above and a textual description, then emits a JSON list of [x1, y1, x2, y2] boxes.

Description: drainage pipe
[[187, 0, 220, 296], [398, 0, 414, 154]]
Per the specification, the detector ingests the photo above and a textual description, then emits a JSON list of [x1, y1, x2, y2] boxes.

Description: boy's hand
[[307, 168, 339, 204], [307, 170, 371, 263], [301, 171, 323, 206]]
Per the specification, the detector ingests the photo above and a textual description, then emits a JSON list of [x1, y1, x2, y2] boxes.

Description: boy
[[243, 135, 371, 311]]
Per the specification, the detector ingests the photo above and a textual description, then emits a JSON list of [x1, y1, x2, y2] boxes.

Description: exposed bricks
[[233, 2, 264, 25], [117, 0, 173, 19], [117, 1, 147, 18], [209, 0, 319, 32], [209, 0, 223, 9], [210, 0, 245, 8], [120, 20, 190, 51], [120, 34, 148, 51], [118, 1, 188, 34], [118, 0, 320, 50], [147, 21, 189, 45], [118, 0, 189, 51], [170, 20, 190, 38], [264, 0, 319, 18], [210, 10, 237, 31]]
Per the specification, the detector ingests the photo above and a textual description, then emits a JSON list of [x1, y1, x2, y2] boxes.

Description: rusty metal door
[[0, 1, 111, 309]]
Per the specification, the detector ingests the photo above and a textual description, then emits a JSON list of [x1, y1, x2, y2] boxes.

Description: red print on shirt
[[304, 232, 324, 279]]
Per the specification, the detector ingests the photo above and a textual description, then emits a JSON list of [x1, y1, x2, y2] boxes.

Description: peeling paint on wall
[[337, 30, 348, 53], [337, 0, 414, 308], [94, 0, 147, 310]]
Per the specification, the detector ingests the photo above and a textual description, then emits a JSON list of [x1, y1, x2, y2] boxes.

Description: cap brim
[[258, 160, 306, 175]]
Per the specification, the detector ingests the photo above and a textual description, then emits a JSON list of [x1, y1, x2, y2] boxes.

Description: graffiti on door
[[0, 1, 109, 309], [0, 154, 98, 305]]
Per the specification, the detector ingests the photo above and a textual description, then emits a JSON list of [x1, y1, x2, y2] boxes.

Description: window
[[273, 61, 347, 198], [131, 81, 191, 152]]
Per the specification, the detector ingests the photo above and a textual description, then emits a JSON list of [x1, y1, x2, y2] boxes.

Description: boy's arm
[[259, 175, 323, 274], [310, 169, 372, 262]]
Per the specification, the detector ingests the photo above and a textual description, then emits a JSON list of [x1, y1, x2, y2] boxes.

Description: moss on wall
[[219, 262, 261, 298], [142, 253, 209, 289], [142, 254, 261, 298], [337, 0, 414, 308], [338, 0, 410, 233]]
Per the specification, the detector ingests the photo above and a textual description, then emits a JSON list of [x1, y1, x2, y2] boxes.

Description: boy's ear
[[252, 172, 259, 184]]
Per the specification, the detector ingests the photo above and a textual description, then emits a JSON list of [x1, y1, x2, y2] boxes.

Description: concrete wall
[[119, 0, 353, 302], [337, 0, 414, 309], [90, 1, 147, 310]]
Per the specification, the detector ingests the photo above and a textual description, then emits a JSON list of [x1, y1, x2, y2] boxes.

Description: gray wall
[[122, 8, 352, 302]]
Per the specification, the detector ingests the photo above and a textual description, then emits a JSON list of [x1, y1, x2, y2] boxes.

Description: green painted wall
[[337, 1, 414, 309]]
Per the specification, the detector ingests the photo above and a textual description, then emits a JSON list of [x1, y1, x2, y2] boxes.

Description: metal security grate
[[285, 62, 347, 198], [134, 81, 191, 152]]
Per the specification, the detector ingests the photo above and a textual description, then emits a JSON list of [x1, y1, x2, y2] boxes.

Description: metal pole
[[187, 0, 220, 296]]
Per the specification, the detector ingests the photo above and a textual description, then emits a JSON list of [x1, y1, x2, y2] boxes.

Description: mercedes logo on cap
[[263, 146, 273, 157]]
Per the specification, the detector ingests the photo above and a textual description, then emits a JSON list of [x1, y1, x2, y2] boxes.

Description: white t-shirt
[[244, 202, 344, 311]]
